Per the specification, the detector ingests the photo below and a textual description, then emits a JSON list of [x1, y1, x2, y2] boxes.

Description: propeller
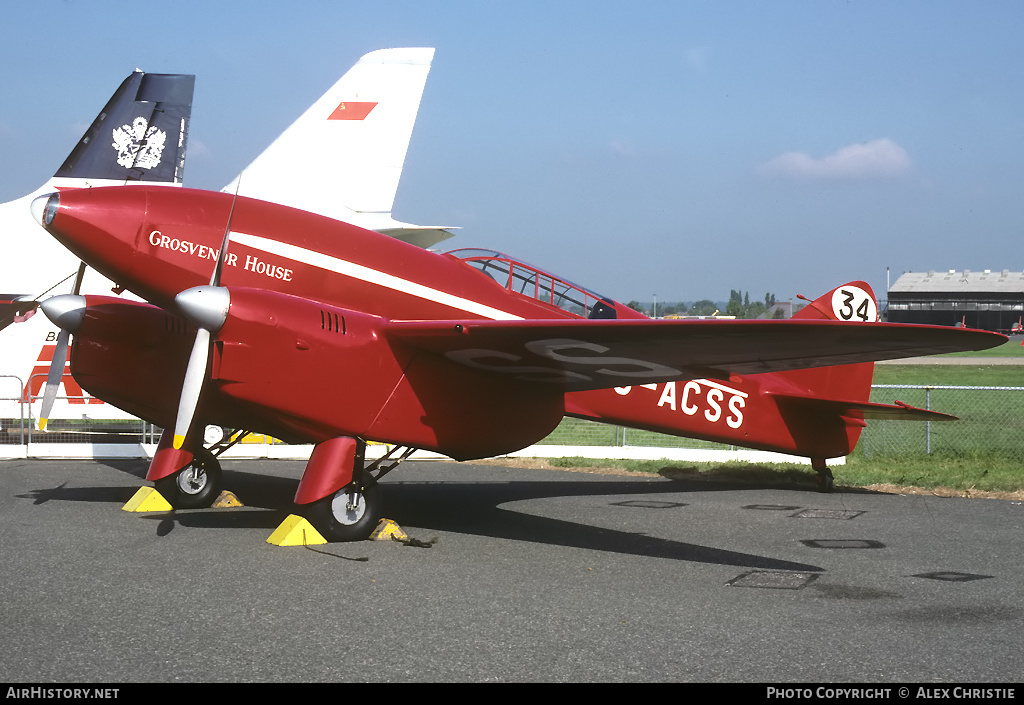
[[37, 263, 86, 431], [168, 190, 238, 450], [170, 286, 229, 449]]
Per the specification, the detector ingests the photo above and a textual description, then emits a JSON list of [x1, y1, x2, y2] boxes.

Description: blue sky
[[2, 0, 1022, 306]]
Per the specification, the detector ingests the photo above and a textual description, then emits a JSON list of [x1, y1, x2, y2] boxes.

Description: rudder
[[777, 281, 878, 405]]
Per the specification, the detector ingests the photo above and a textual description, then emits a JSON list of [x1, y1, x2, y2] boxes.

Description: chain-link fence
[[540, 385, 1024, 462], [861, 385, 1024, 461], [537, 416, 738, 451], [3, 382, 1023, 461], [0, 375, 27, 445]]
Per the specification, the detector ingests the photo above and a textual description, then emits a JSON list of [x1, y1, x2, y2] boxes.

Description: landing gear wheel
[[154, 447, 223, 509], [306, 483, 381, 542], [815, 467, 835, 494]]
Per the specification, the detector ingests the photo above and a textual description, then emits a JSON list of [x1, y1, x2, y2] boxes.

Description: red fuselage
[[44, 186, 873, 460], [43, 187, 631, 458]]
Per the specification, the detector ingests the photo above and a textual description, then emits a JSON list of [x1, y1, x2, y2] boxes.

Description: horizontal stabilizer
[[386, 317, 1006, 391], [353, 211, 457, 248], [377, 227, 456, 249], [771, 393, 958, 421]]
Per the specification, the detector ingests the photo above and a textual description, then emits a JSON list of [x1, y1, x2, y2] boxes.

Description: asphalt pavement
[[1, 458, 1021, 684]]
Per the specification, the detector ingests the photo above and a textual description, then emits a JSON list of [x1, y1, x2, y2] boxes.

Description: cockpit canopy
[[447, 248, 618, 319]]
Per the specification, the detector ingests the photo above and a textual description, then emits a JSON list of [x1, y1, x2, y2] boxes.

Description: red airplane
[[30, 185, 1005, 541]]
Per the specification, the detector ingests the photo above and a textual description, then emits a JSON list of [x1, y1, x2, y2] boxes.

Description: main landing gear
[[812, 458, 834, 494], [151, 427, 245, 510], [154, 446, 222, 509], [302, 441, 416, 542], [151, 430, 417, 543], [306, 482, 382, 543]]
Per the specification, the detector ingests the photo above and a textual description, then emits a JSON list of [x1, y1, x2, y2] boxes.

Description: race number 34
[[831, 285, 877, 322]]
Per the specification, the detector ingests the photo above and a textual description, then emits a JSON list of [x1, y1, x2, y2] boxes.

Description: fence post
[[925, 387, 932, 454], [0, 375, 27, 445]]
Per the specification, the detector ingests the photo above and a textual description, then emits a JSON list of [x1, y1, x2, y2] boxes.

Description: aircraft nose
[[41, 294, 87, 333], [30, 192, 60, 228]]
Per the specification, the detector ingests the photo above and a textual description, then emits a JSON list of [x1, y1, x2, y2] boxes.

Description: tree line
[[626, 291, 784, 319]]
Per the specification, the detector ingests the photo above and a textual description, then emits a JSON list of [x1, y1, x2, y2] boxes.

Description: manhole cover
[[912, 571, 993, 582], [727, 571, 819, 590], [801, 539, 885, 549], [743, 504, 802, 511], [610, 500, 686, 509], [792, 508, 865, 520]]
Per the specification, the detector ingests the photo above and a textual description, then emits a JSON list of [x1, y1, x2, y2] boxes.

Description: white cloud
[[760, 138, 913, 180]]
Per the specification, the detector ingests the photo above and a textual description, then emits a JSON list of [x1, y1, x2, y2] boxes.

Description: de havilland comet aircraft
[[29, 183, 1006, 541]]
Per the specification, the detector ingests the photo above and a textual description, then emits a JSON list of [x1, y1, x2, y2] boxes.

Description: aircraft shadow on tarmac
[[378, 478, 824, 572], [20, 461, 824, 572]]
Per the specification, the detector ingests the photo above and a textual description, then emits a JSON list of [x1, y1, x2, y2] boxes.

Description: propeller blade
[[71, 262, 86, 295], [37, 264, 87, 431], [38, 329, 70, 431], [169, 184, 238, 451], [173, 326, 210, 450], [210, 175, 241, 287]]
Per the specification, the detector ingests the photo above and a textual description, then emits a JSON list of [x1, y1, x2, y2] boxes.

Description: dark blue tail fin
[[53, 71, 194, 185]]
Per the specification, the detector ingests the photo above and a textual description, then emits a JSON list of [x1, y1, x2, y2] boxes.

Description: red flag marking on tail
[[328, 102, 378, 120]]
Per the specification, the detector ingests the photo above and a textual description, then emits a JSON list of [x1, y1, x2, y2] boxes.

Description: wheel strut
[[361, 444, 417, 490], [812, 458, 834, 494], [300, 441, 419, 542]]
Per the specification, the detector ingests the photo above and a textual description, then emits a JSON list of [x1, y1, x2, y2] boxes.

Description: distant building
[[758, 301, 806, 319], [887, 269, 1024, 332]]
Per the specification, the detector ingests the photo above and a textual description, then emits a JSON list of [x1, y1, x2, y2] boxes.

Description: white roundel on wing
[[831, 285, 878, 322]]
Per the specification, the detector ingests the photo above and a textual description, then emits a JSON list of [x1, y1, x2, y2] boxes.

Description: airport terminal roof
[[890, 269, 1024, 294]]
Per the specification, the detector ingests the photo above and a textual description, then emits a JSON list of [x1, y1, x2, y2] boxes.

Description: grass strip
[[543, 454, 1024, 497]]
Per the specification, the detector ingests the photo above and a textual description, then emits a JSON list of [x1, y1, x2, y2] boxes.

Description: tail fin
[[0, 71, 193, 331], [791, 281, 879, 324], [774, 281, 951, 422], [221, 48, 455, 248], [52, 71, 194, 188]]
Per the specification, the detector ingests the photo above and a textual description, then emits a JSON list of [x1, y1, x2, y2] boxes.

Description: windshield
[[447, 248, 617, 319]]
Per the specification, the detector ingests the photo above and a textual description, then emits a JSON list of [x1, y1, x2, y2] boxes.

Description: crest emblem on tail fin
[[112, 117, 167, 169]]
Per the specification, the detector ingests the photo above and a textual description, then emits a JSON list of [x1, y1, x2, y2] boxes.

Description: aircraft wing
[[386, 318, 1006, 391], [0, 296, 38, 332]]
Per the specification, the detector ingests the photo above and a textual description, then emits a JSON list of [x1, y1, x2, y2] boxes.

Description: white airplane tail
[[221, 48, 454, 248]]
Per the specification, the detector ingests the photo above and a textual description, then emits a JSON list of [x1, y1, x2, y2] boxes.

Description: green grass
[[934, 338, 1024, 358], [844, 453, 1023, 493], [545, 455, 1024, 495], [872, 364, 1024, 386]]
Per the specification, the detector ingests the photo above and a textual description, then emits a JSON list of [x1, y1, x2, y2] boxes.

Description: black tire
[[154, 447, 223, 509], [815, 470, 835, 494], [305, 483, 381, 542]]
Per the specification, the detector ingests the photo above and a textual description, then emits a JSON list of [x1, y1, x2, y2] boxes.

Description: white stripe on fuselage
[[229, 232, 524, 321], [635, 379, 748, 398]]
